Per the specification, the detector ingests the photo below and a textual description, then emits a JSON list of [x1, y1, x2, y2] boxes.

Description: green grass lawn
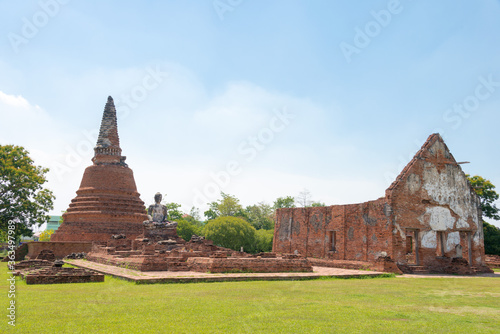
[[1, 263, 499, 334]]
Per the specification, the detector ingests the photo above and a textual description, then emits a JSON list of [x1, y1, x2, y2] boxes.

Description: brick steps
[[408, 266, 430, 274]]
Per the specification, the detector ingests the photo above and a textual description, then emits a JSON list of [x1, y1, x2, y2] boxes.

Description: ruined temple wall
[[273, 198, 393, 262], [273, 134, 487, 270], [26, 241, 93, 259], [386, 137, 485, 266]]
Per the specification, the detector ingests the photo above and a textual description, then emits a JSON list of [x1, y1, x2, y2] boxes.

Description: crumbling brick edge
[[65, 260, 393, 284]]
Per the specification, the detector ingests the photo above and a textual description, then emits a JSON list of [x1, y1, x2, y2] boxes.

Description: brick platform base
[[188, 257, 313, 273]]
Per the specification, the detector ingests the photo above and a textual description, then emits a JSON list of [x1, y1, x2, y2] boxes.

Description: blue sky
[[0, 0, 499, 227]]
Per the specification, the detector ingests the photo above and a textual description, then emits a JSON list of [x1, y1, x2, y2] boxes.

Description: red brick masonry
[[26, 241, 93, 259], [52, 97, 148, 242], [273, 134, 491, 274]]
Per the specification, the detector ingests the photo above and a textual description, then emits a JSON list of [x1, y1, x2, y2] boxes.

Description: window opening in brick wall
[[405, 229, 419, 265], [406, 235, 413, 254], [327, 231, 336, 252]]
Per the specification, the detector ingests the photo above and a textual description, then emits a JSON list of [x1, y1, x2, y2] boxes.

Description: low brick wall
[[14, 259, 53, 270], [485, 255, 500, 268], [27, 242, 93, 259], [309, 258, 372, 270], [187, 257, 313, 273], [86, 253, 143, 271], [23, 268, 104, 284]]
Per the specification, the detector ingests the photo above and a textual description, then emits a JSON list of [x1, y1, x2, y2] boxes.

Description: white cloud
[[0, 91, 57, 147], [0, 91, 32, 109]]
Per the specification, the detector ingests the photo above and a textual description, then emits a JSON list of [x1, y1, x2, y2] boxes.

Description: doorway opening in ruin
[[405, 229, 420, 265], [327, 230, 336, 252], [436, 231, 446, 257]]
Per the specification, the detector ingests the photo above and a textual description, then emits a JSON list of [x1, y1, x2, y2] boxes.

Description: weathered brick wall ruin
[[21, 267, 104, 285], [188, 257, 312, 273], [86, 224, 313, 273], [273, 134, 489, 272], [26, 241, 93, 259], [386, 136, 485, 269], [273, 199, 393, 263]]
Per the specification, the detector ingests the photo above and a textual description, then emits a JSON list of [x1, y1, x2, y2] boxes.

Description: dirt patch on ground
[[427, 306, 499, 316]]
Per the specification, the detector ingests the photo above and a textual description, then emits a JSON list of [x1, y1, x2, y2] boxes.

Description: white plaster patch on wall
[[422, 161, 479, 226], [421, 230, 436, 248], [456, 218, 470, 229], [393, 222, 405, 240], [446, 231, 460, 252], [473, 231, 481, 246], [421, 206, 455, 231]]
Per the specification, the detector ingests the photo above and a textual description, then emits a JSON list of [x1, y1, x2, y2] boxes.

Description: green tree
[[0, 229, 7, 243], [467, 174, 500, 220], [467, 174, 500, 255], [311, 202, 326, 207], [273, 196, 295, 209], [483, 222, 500, 255], [204, 216, 256, 252], [204, 192, 246, 220], [164, 202, 183, 220], [245, 202, 274, 230], [188, 206, 201, 222], [254, 229, 274, 253], [176, 219, 203, 242], [204, 203, 219, 221], [0, 145, 54, 239]]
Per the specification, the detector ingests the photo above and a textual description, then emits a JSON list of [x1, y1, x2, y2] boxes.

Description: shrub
[[204, 216, 256, 252], [254, 229, 274, 253], [177, 219, 203, 242]]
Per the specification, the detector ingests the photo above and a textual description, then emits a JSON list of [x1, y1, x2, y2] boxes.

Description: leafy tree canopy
[[467, 174, 500, 255], [467, 174, 499, 220], [176, 219, 203, 242], [245, 202, 274, 230], [273, 196, 295, 209], [0, 145, 54, 239], [164, 202, 183, 221], [204, 216, 256, 252], [311, 202, 326, 207], [483, 221, 500, 256], [254, 229, 274, 253], [188, 206, 202, 223], [204, 192, 245, 220]]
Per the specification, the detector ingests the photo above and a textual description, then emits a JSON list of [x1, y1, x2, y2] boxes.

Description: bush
[[254, 229, 274, 253], [484, 221, 500, 255], [177, 219, 203, 242], [204, 216, 256, 252]]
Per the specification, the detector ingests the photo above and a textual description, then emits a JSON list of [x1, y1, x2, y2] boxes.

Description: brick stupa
[[52, 96, 148, 242]]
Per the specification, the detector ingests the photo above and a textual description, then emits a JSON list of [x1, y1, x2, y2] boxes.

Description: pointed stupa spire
[[92, 96, 126, 165]]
